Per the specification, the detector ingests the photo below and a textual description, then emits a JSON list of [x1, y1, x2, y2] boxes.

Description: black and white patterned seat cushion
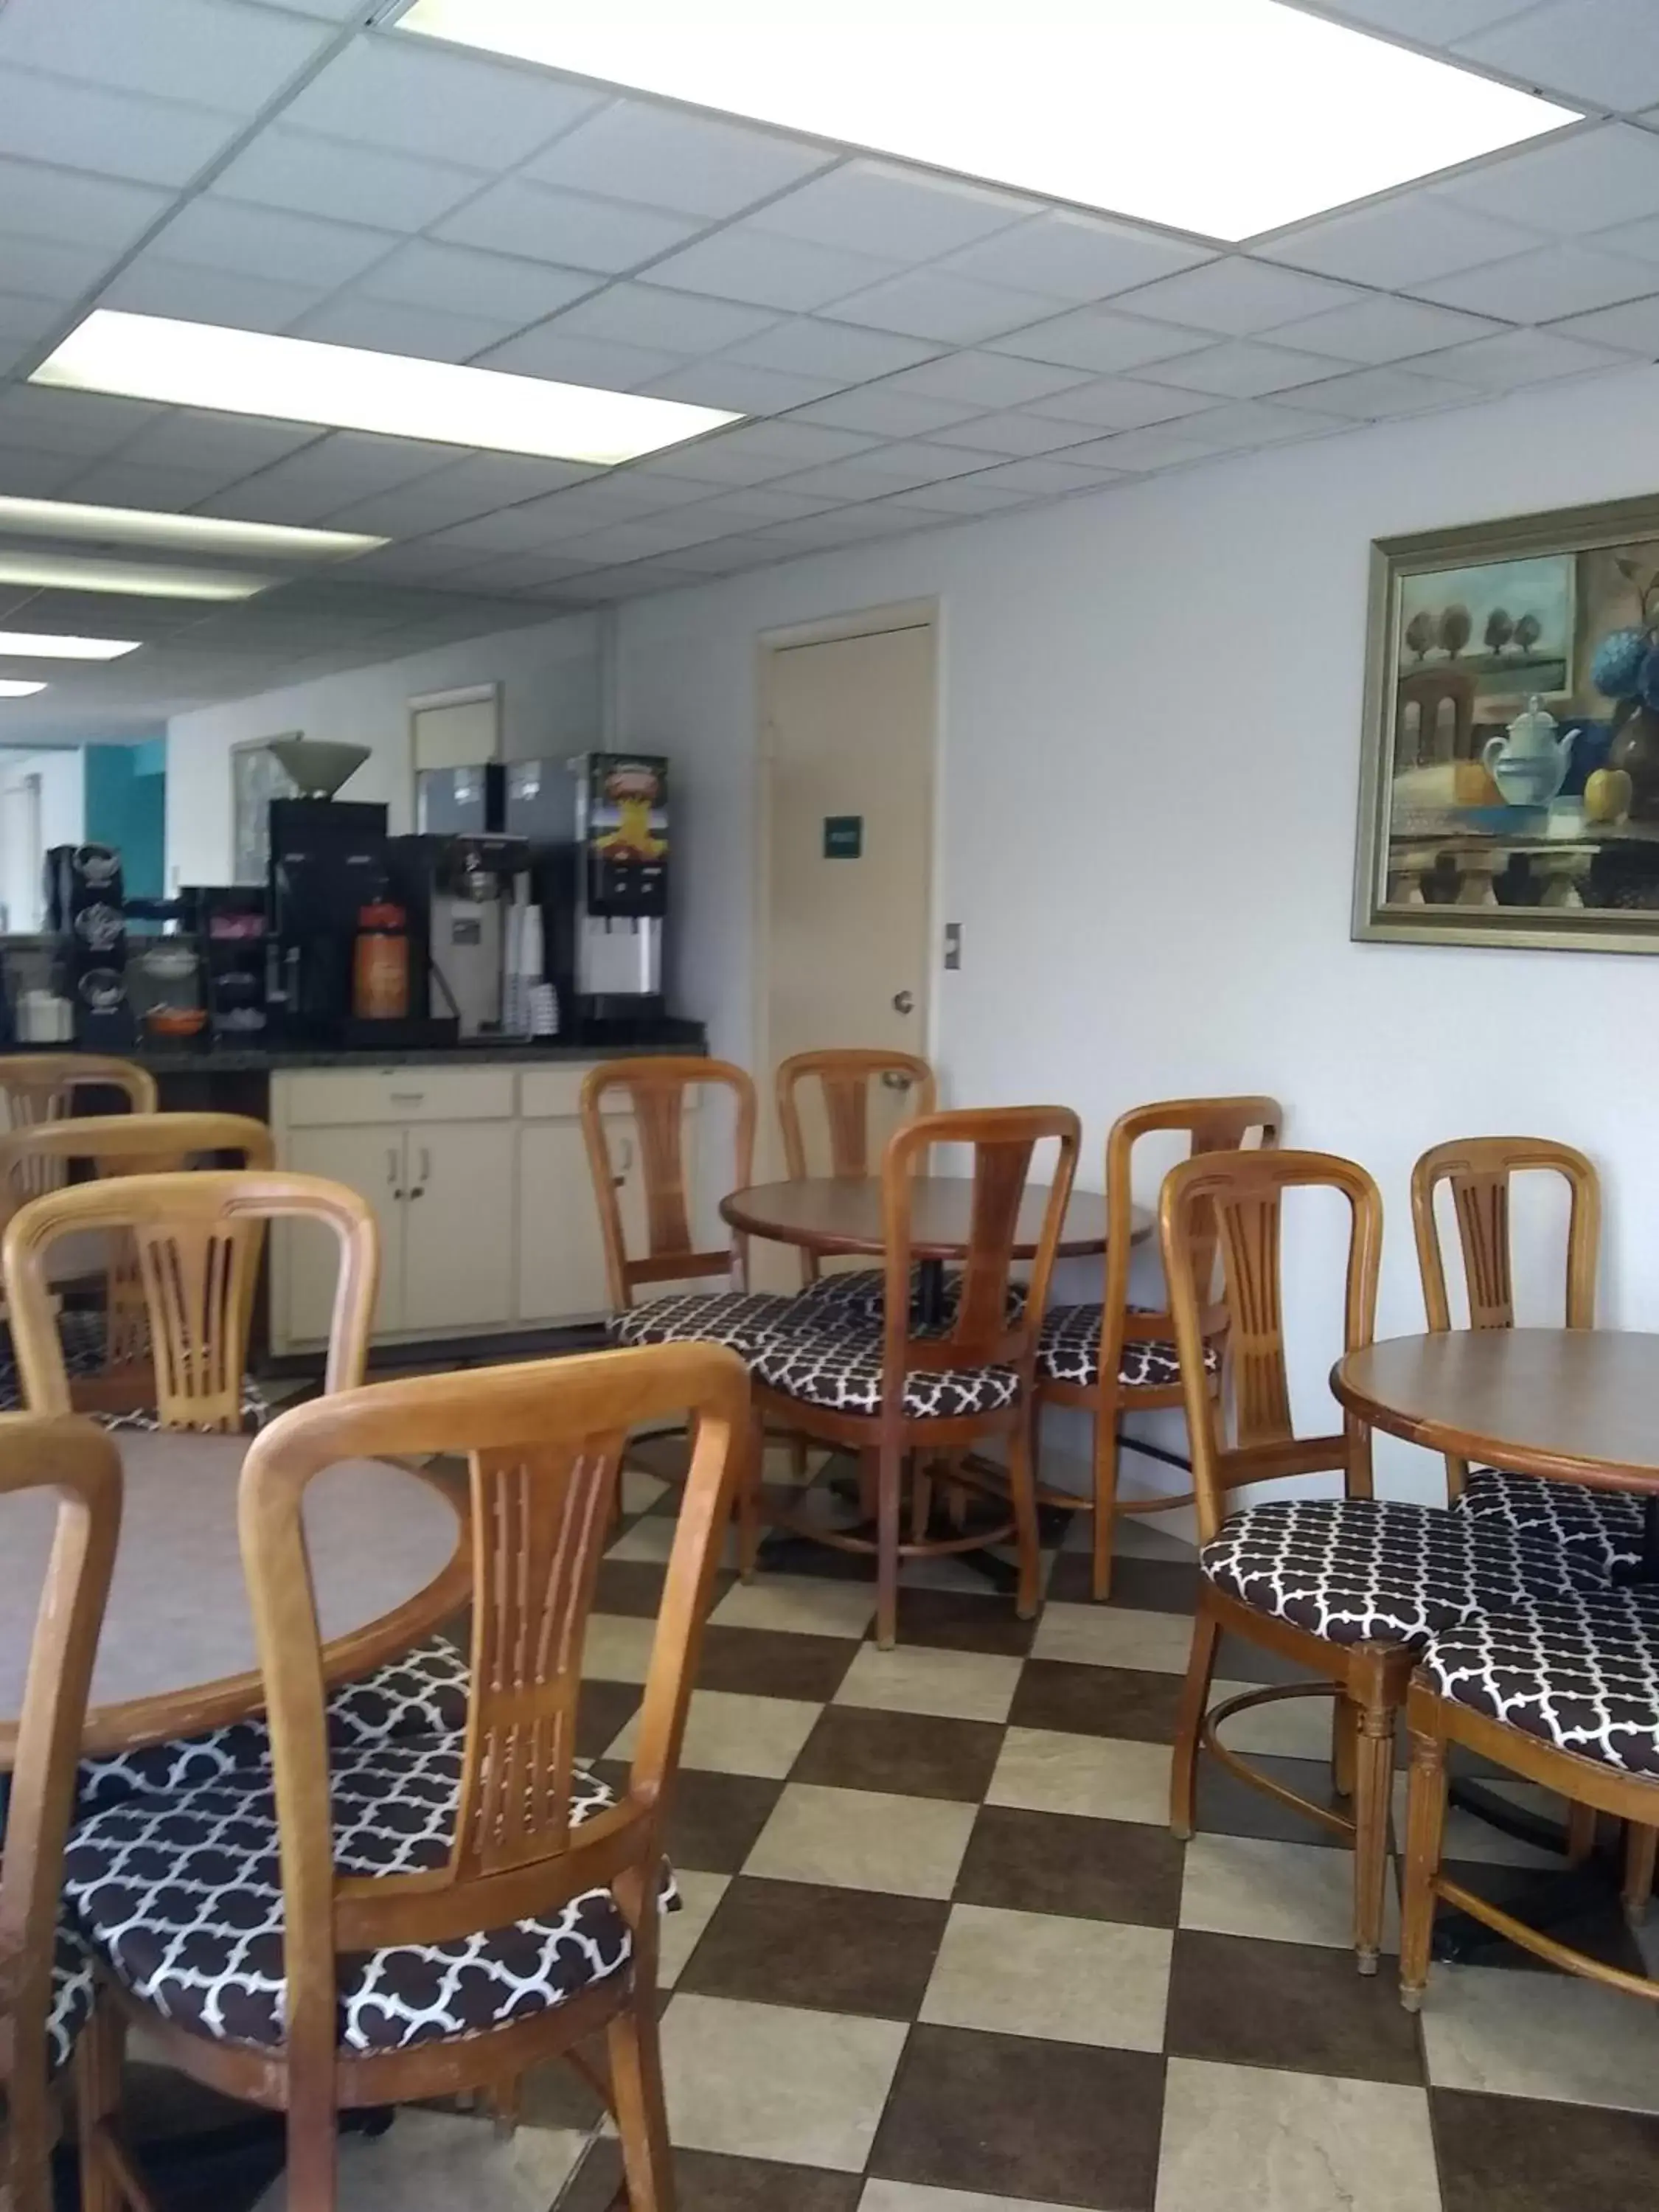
[[94, 1374, 274, 1436], [1036, 1302, 1220, 1391], [752, 1320, 1019, 1420], [799, 1267, 1028, 1328], [1422, 1584, 1659, 1780], [1202, 1495, 1609, 1649], [47, 1927, 96, 2076], [64, 1740, 675, 2055], [0, 1310, 119, 1410], [75, 1634, 470, 1814], [1456, 1467, 1646, 1577], [608, 1289, 814, 1358]]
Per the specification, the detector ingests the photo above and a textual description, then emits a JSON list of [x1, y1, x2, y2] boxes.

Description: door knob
[[892, 990, 915, 1015]]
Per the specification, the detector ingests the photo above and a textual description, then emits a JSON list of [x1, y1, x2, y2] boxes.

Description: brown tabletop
[[1332, 1329, 1659, 1498], [0, 1428, 469, 1765], [720, 1176, 1146, 1262]]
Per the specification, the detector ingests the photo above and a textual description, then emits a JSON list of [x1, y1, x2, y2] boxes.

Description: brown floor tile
[[594, 1761, 784, 1874], [793, 1705, 1006, 1802], [1165, 1930, 1425, 2084], [955, 1804, 1185, 1927], [594, 1559, 669, 1617], [697, 1624, 858, 1703], [678, 1876, 949, 2019], [1193, 1751, 1350, 1848], [561, 2138, 862, 2211], [1432, 2086, 1659, 2212], [876, 1587, 1037, 1656], [1434, 1857, 1649, 1979], [1010, 1658, 1186, 1743], [869, 2023, 1165, 2211], [575, 1680, 641, 1761], [1216, 1630, 1319, 1687], [1047, 1551, 1201, 1613]]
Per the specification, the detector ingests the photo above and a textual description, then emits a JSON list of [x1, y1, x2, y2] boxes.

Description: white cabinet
[[403, 1121, 517, 1337], [283, 1124, 408, 1341], [517, 1120, 613, 1326]]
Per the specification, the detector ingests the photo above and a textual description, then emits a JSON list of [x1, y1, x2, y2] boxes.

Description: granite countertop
[[14, 1023, 705, 1074]]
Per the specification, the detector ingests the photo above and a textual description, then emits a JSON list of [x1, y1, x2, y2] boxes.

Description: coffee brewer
[[541, 753, 669, 1029]]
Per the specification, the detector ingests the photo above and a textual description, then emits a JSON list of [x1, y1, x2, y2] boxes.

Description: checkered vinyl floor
[[241, 1437, 1659, 2212]]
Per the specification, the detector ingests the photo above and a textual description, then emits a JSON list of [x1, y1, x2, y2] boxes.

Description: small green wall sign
[[823, 815, 863, 859]]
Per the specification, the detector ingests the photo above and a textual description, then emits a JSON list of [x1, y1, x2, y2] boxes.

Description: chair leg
[[74, 2001, 128, 2212], [910, 1459, 933, 1546], [789, 1432, 810, 1485], [737, 1406, 765, 1582], [1331, 1696, 1357, 1801], [283, 2098, 338, 2212], [858, 1449, 879, 1521], [487, 2072, 522, 2140], [608, 1997, 677, 2212], [1349, 1648, 1399, 1978], [1091, 1406, 1121, 1604], [1624, 1822, 1658, 1926], [875, 1439, 903, 1650], [1399, 1726, 1447, 2012], [1565, 1799, 1597, 1866], [1170, 1587, 1221, 1840], [1006, 1417, 1043, 1624]]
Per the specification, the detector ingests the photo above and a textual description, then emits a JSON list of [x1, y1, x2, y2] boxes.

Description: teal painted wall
[[84, 742, 167, 898]]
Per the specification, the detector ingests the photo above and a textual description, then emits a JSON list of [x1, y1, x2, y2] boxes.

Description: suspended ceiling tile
[[0, 156, 170, 255], [0, 383, 162, 455], [934, 210, 1215, 303], [548, 284, 782, 356], [988, 304, 1216, 374], [1109, 255, 1368, 335], [0, 0, 330, 111], [101, 255, 330, 333], [1434, 123, 1659, 237], [646, 228, 905, 313], [786, 386, 987, 435], [917, 410, 1097, 458], [210, 129, 490, 234], [147, 198, 399, 288], [358, 240, 597, 323], [1258, 192, 1543, 288], [1454, 0, 1659, 114], [0, 235, 119, 302], [1413, 324, 1635, 387], [1548, 291, 1659, 347], [476, 329, 684, 390], [877, 351, 1095, 406], [1276, 363, 1481, 419], [827, 268, 1063, 345], [1411, 240, 1659, 319], [752, 161, 1035, 260], [1326, 0, 1531, 37], [293, 294, 530, 364], [0, 68, 242, 188], [435, 181, 700, 275], [279, 36, 605, 168], [1133, 337, 1355, 397], [1269, 292, 1507, 364], [719, 316, 939, 380], [1022, 377, 1219, 430], [523, 100, 835, 220], [643, 359, 847, 414]]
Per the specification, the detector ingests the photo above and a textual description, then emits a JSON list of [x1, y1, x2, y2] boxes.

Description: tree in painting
[[1514, 612, 1542, 655], [1484, 608, 1513, 654], [1439, 604, 1472, 658], [1405, 610, 1436, 661]]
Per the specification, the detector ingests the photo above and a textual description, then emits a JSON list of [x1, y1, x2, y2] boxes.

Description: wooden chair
[[743, 1105, 1081, 1650], [582, 1055, 807, 1359], [0, 1113, 276, 1408], [0, 1054, 156, 1146], [1401, 1585, 1659, 2011], [1163, 1147, 1602, 1972], [0, 1413, 122, 2212], [67, 1340, 748, 2212], [5, 1169, 470, 1809], [4, 1160, 336, 1431], [776, 1047, 936, 1293], [1034, 1096, 1281, 1602]]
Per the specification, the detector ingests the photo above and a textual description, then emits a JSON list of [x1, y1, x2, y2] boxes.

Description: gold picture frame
[[1354, 491, 1659, 955]]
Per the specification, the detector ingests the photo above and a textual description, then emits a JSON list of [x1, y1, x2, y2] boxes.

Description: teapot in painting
[[1482, 695, 1580, 807]]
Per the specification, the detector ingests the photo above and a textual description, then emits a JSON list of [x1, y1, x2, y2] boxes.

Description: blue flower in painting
[[1639, 645, 1659, 714], [1591, 626, 1650, 700]]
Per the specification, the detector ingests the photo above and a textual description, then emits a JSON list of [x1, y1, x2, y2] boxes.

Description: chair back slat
[[0, 1415, 122, 2212], [882, 1107, 1080, 1383], [1411, 1135, 1599, 1498], [237, 1344, 746, 2085], [1162, 1149, 1381, 1541], [777, 1050, 937, 1288], [0, 1057, 157, 1220], [581, 1057, 756, 1310], [4, 1170, 375, 1425]]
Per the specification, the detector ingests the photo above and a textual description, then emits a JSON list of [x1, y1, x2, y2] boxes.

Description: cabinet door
[[402, 1120, 517, 1335], [281, 1126, 406, 1345], [517, 1119, 626, 1325]]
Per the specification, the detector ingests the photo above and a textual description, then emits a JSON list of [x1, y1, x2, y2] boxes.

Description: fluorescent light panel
[[0, 552, 272, 601], [0, 633, 139, 661], [400, 0, 1576, 240], [0, 496, 385, 561], [32, 313, 740, 465], [0, 681, 46, 698]]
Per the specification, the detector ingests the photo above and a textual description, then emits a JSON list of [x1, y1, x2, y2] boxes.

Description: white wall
[[0, 748, 84, 930], [613, 359, 1659, 1503], [165, 613, 602, 886]]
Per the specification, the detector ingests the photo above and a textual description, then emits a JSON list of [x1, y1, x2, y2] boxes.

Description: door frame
[[752, 599, 944, 1166]]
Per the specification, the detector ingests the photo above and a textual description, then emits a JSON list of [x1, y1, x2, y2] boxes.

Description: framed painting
[[231, 737, 298, 886], [1354, 492, 1659, 954]]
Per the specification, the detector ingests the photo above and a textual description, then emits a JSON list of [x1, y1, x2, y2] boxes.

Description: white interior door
[[760, 621, 936, 1198]]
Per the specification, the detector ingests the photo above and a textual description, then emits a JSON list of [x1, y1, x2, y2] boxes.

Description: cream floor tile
[[582, 1613, 658, 1684], [607, 1514, 738, 1567], [1208, 1678, 1338, 1761], [1179, 1833, 1399, 1954], [1155, 2058, 1439, 2212], [835, 1643, 1023, 1723], [661, 1992, 906, 2171], [1419, 1961, 1659, 2112], [1032, 1603, 1197, 1675], [606, 1688, 820, 1778], [253, 2110, 587, 2211], [709, 1572, 877, 1638], [745, 1781, 977, 1899], [861, 2185, 1098, 2211], [621, 1466, 670, 1517], [1389, 1771, 1566, 1871], [921, 1902, 1172, 2051], [658, 1869, 729, 1988], [987, 1728, 1172, 1824]]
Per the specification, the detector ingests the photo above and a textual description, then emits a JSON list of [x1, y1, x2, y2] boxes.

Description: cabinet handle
[[407, 1144, 430, 1200], [389, 1091, 425, 1105], [386, 1146, 404, 1200]]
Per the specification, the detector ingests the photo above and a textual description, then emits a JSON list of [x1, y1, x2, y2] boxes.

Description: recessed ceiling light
[[0, 681, 47, 698], [0, 497, 385, 561], [0, 552, 274, 601], [0, 633, 139, 661], [399, 0, 1577, 240], [32, 311, 741, 465]]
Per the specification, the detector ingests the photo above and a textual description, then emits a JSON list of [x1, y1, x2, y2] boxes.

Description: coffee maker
[[422, 833, 539, 1040], [543, 753, 669, 1029]]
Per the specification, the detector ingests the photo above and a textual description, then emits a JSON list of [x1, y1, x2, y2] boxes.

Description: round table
[[1332, 1328, 1659, 1579], [0, 1427, 469, 1764]]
